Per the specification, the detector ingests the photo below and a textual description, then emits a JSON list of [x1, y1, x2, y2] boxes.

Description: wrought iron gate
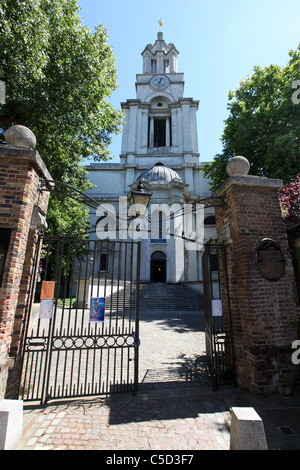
[[19, 232, 141, 404], [202, 242, 235, 390]]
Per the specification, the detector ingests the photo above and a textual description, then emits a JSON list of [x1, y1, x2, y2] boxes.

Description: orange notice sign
[[40, 281, 55, 300]]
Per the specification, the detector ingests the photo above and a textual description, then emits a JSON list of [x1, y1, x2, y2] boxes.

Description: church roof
[[137, 163, 182, 183]]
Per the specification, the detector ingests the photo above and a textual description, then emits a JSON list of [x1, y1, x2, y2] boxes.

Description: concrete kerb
[[0, 399, 23, 450], [230, 407, 268, 450]]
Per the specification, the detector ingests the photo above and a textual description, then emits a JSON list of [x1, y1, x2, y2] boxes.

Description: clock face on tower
[[150, 74, 170, 90]]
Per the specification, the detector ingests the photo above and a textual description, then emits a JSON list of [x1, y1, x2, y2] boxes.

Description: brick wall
[[214, 175, 299, 396], [0, 145, 52, 399]]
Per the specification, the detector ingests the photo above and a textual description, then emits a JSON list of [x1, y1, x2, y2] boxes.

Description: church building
[[86, 28, 216, 287]]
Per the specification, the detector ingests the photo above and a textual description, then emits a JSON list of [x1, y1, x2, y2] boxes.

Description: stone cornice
[[214, 174, 283, 198], [0, 144, 53, 184]]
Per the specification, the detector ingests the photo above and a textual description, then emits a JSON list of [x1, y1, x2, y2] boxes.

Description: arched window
[[151, 251, 166, 260], [204, 215, 216, 226]]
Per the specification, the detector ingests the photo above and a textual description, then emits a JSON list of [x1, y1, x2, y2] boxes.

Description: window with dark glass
[[154, 118, 166, 147], [148, 117, 172, 148], [210, 253, 219, 271], [204, 216, 216, 226], [151, 212, 166, 243], [99, 253, 108, 272]]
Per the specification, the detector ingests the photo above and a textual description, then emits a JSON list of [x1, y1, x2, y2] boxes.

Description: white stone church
[[86, 29, 216, 287]]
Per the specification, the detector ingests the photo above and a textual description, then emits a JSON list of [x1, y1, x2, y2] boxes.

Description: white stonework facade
[[86, 31, 216, 287]]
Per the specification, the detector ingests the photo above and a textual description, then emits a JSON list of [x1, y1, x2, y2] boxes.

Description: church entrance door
[[151, 251, 166, 282]]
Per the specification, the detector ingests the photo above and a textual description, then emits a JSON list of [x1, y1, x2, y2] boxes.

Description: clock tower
[[86, 25, 215, 285], [117, 25, 205, 283], [120, 27, 200, 176]]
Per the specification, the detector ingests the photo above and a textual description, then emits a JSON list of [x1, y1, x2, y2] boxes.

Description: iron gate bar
[[42, 234, 65, 405], [20, 233, 141, 404], [134, 241, 141, 394], [202, 242, 235, 390], [19, 233, 42, 368], [18, 233, 51, 402], [192, 196, 226, 209], [222, 241, 235, 383], [39, 178, 100, 210]]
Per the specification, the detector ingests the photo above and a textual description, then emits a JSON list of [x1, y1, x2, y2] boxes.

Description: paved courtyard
[[14, 296, 300, 451], [16, 297, 233, 451], [139, 307, 207, 386]]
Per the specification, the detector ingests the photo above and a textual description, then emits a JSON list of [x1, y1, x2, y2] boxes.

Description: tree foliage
[[0, 0, 123, 233], [202, 44, 300, 192]]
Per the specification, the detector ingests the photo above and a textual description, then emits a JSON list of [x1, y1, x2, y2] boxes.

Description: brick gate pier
[[214, 156, 299, 396], [0, 125, 52, 399]]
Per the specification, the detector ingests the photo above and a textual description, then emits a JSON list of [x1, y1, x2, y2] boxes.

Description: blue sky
[[78, 0, 300, 163]]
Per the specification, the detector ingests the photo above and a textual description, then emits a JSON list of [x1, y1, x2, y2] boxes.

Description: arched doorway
[[150, 251, 166, 282]]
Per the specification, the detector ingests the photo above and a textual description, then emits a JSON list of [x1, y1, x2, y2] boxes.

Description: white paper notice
[[39, 299, 54, 319], [212, 300, 223, 317]]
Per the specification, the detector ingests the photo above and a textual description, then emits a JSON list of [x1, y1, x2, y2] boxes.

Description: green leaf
[[203, 43, 300, 191], [0, 0, 124, 234]]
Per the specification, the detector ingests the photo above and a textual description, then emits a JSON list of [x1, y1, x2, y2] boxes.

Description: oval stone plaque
[[255, 238, 285, 282]]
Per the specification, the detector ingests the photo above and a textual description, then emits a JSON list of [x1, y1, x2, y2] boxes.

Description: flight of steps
[[139, 283, 204, 312], [105, 282, 204, 313]]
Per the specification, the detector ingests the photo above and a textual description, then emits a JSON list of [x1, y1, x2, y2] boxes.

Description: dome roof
[[137, 163, 182, 183]]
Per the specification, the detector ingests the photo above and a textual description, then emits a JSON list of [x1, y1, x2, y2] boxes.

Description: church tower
[[119, 24, 205, 283], [120, 25, 200, 175], [86, 24, 216, 285]]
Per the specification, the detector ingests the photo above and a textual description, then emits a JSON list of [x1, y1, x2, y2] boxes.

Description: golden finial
[[158, 19, 163, 32]]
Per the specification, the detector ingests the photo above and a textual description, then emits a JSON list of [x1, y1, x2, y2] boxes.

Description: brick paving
[[13, 284, 300, 451], [16, 387, 231, 450], [15, 287, 233, 451]]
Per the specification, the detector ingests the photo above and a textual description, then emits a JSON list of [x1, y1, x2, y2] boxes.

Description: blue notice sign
[[89, 297, 105, 323]]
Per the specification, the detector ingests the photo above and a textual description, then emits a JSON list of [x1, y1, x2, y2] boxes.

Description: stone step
[[139, 283, 203, 311], [105, 283, 203, 312]]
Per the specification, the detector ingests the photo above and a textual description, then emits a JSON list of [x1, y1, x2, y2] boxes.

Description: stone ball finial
[[5, 125, 36, 149], [226, 156, 250, 176]]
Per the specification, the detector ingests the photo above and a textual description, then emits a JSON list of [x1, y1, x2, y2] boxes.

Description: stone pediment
[[141, 31, 179, 59], [142, 41, 179, 58]]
